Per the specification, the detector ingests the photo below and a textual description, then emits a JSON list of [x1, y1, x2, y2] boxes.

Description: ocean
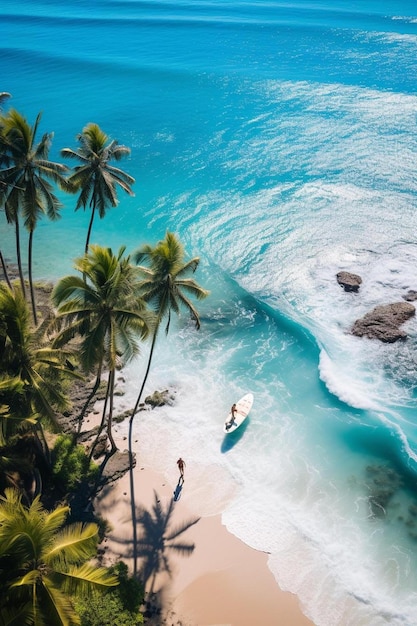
[[2, 1, 417, 623]]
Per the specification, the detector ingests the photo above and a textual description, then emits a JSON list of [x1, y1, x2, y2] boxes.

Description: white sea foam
[[4, 3, 417, 624]]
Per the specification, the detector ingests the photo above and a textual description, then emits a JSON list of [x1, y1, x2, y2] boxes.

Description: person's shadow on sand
[[173, 477, 183, 501]]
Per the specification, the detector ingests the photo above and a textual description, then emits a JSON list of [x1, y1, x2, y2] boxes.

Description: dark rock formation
[[101, 450, 133, 485], [366, 464, 402, 518], [144, 388, 176, 408], [336, 271, 362, 292], [351, 301, 415, 343], [403, 290, 417, 302]]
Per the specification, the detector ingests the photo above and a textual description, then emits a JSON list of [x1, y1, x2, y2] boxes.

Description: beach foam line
[[92, 433, 315, 626]]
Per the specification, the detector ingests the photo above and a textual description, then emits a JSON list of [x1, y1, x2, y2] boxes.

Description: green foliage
[[52, 435, 98, 492], [0, 488, 118, 626], [76, 561, 144, 626]]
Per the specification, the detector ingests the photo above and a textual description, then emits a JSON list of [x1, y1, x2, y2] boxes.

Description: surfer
[[177, 457, 185, 480], [225, 403, 237, 430]]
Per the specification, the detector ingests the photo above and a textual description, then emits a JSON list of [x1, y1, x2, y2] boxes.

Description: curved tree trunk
[[14, 217, 26, 298], [88, 373, 111, 462], [28, 229, 37, 325], [76, 368, 102, 438], [0, 250, 12, 288], [107, 368, 117, 453], [129, 328, 158, 576]]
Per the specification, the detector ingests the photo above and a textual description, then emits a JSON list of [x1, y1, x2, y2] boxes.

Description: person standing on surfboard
[[226, 404, 237, 430], [177, 457, 185, 481]]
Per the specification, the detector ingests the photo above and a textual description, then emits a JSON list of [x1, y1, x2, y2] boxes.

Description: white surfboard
[[223, 393, 254, 434]]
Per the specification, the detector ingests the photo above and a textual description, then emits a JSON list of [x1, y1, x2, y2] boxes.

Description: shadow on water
[[221, 418, 250, 453]]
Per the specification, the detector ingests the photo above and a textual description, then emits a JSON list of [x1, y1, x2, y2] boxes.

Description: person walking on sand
[[177, 457, 185, 480]]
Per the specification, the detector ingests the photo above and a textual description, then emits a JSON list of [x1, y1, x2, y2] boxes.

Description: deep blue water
[[2, 2, 417, 623]]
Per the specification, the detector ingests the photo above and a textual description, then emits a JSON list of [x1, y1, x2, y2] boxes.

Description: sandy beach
[[94, 440, 315, 626]]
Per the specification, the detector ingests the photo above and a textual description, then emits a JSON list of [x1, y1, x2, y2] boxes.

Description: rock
[[144, 388, 175, 408], [90, 434, 109, 459], [100, 450, 134, 484], [403, 290, 417, 302], [365, 464, 402, 518], [351, 302, 415, 343], [336, 271, 362, 292]]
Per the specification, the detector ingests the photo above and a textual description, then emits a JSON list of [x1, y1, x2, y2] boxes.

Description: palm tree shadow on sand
[[136, 490, 200, 621], [221, 417, 250, 453]]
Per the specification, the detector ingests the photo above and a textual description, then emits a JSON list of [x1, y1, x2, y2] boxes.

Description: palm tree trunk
[[14, 216, 26, 297], [107, 368, 117, 453], [129, 328, 158, 576], [88, 373, 111, 462], [28, 229, 38, 325], [76, 369, 102, 438], [35, 422, 51, 467], [85, 205, 96, 254], [0, 250, 12, 289]]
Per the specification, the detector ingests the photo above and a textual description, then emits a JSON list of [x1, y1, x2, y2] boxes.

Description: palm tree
[[137, 491, 199, 595], [52, 245, 152, 456], [0, 488, 118, 626], [0, 109, 70, 325], [61, 123, 135, 254], [0, 283, 78, 439], [0, 283, 79, 498], [0, 92, 12, 291], [0, 251, 12, 289], [0, 283, 78, 463], [128, 231, 209, 575]]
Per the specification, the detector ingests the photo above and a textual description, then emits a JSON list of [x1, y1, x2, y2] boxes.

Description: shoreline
[[95, 448, 315, 626], [0, 265, 315, 624]]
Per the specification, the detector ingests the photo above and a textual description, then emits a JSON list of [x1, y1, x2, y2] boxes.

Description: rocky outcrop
[[351, 302, 415, 343], [336, 271, 362, 292], [403, 290, 417, 302], [144, 388, 176, 408]]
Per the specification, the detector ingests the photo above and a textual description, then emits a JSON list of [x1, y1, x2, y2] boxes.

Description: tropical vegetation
[[0, 488, 118, 626], [0, 109, 70, 324], [0, 95, 209, 624], [75, 562, 144, 626], [128, 231, 209, 574], [61, 123, 135, 254]]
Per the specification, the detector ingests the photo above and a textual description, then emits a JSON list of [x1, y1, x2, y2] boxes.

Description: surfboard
[[223, 393, 254, 434]]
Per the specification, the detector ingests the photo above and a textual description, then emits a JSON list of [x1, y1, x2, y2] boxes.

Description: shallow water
[[2, 1, 417, 623]]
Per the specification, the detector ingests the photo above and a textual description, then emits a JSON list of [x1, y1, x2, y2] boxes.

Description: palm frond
[[53, 562, 119, 592], [0, 601, 34, 626], [46, 522, 98, 565]]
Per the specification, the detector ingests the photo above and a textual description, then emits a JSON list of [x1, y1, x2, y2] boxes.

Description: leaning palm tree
[[0, 109, 70, 324], [137, 490, 199, 595], [0, 283, 79, 446], [52, 245, 152, 455], [0, 93, 12, 290], [61, 123, 135, 254], [128, 231, 209, 575], [0, 488, 118, 626]]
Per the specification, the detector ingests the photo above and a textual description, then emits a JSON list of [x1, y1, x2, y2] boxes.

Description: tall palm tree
[[0, 488, 118, 626], [128, 231, 209, 574], [0, 92, 12, 291], [0, 109, 70, 325], [61, 123, 135, 254], [137, 491, 199, 595], [0, 283, 78, 442], [52, 245, 152, 455]]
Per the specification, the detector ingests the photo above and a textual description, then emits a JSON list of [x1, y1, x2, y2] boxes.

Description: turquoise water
[[2, 1, 417, 623]]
